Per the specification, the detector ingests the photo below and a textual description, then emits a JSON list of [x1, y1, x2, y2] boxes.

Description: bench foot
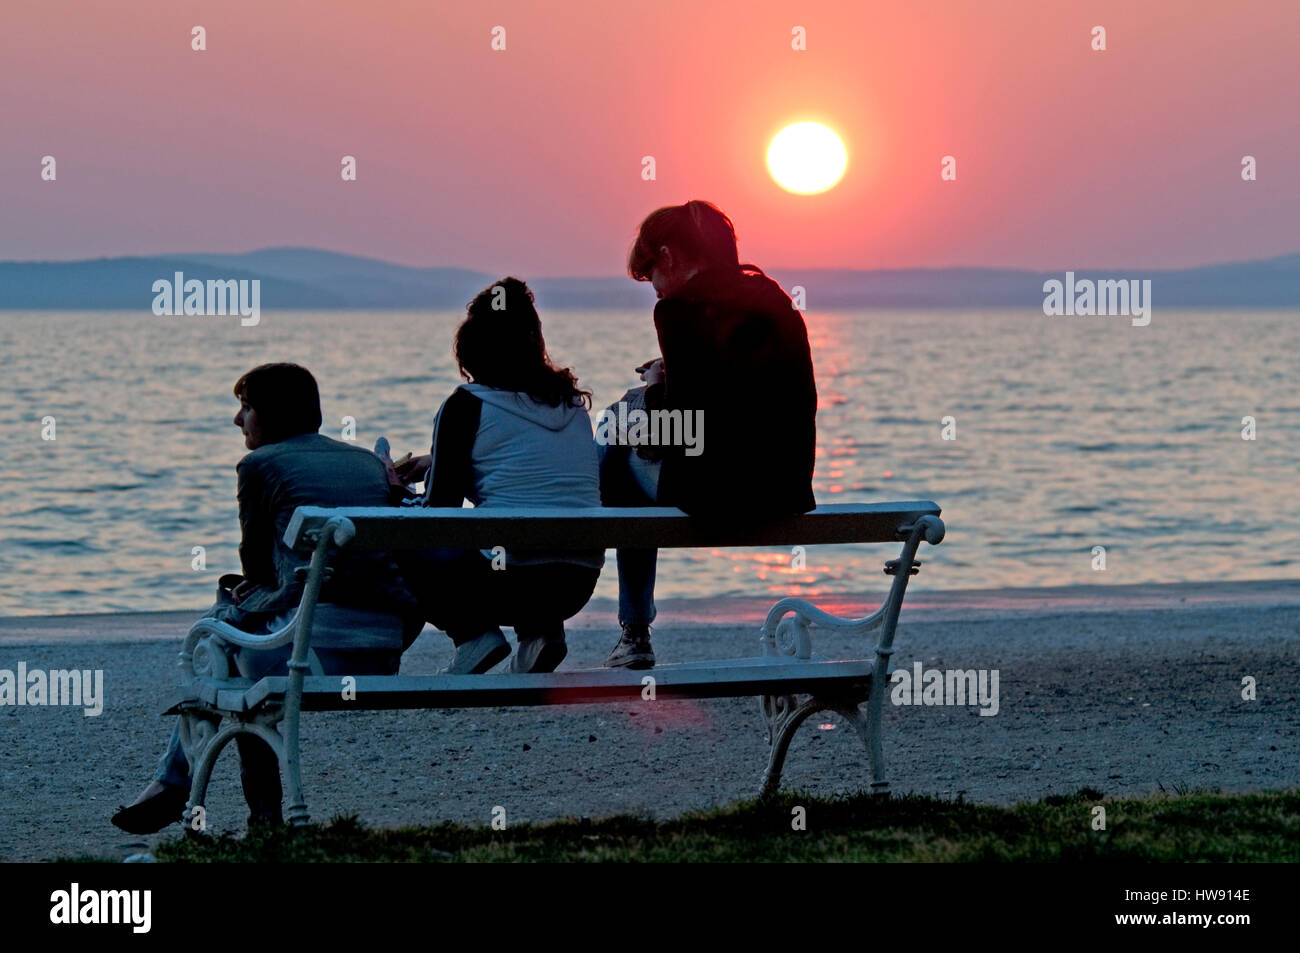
[[759, 691, 881, 798], [179, 709, 306, 832], [286, 804, 311, 828], [754, 516, 945, 800]]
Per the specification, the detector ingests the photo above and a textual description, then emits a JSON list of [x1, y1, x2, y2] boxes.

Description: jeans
[[597, 440, 662, 626]]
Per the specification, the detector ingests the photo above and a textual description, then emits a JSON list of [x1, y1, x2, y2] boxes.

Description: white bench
[[171, 502, 945, 828]]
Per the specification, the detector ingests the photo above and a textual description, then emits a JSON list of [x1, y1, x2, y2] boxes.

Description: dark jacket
[[222, 432, 417, 626], [647, 265, 817, 519]]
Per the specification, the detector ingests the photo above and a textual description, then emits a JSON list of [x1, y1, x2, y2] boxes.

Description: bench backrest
[[284, 502, 942, 552]]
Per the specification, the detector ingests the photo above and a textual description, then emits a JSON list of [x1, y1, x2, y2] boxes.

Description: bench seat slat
[[215, 688, 252, 711], [284, 502, 941, 552], [236, 659, 876, 711]]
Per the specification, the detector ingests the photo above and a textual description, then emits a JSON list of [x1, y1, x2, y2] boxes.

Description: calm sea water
[[1, 309, 1296, 616]]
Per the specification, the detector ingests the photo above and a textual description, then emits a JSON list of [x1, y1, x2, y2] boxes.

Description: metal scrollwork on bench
[[178, 708, 220, 764], [756, 514, 944, 798], [168, 508, 944, 825], [175, 516, 356, 830]]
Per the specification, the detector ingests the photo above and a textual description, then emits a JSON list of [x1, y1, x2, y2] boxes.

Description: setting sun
[[766, 122, 848, 194]]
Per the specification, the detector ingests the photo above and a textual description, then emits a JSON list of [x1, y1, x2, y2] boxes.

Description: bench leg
[[755, 517, 945, 799], [281, 661, 312, 829], [759, 692, 878, 798], [760, 694, 808, 797], [838, 701, 889, 795], [182, 713, 295, 833]]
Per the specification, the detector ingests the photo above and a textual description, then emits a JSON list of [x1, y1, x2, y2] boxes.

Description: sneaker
[[604, 623, 655, 669], [441, 630, 510, 675], [510, 637, 568, 674]]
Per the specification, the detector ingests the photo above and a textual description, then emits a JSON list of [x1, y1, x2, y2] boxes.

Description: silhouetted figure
[[391, 278, 603, 674], [601, 201, 817, 669], [112, 363, 422, 835]]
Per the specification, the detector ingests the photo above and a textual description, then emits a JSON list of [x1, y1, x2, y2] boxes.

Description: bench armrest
[[179, 611, 302, 677], [760, 513, 944, 658], [180, 516, 355, 678]]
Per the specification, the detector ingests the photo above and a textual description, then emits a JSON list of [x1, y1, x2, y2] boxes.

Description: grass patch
[[123, 787, 1300, 863]]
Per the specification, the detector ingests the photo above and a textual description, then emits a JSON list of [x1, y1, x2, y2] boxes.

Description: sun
[[767, 122, 847, 194]]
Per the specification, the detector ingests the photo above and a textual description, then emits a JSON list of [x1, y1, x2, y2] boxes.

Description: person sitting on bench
[[390, 277, 604, 675], [600, 200, 818, 670], [111, 362, 424, 834]]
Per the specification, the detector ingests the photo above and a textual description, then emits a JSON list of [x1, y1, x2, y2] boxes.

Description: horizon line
[[4, 244, 1298, 279]]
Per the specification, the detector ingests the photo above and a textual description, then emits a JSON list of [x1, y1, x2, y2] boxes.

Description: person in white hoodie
[[391, 277, 604, 674]]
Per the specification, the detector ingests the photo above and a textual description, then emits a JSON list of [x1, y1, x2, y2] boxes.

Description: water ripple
[[2, 308, 1298, 615]]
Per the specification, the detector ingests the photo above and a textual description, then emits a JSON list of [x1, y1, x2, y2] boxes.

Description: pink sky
[[3, 0, 1296, 275]]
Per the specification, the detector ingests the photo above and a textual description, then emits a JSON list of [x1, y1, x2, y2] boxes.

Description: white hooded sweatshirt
[[420, 383, 603, 568]]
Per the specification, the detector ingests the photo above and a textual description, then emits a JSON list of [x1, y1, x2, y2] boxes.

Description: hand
[[638, 358, 665, 387], [382, 457, 404, 490], [394, 453, 432, 485], [231, 579, 257, 603]]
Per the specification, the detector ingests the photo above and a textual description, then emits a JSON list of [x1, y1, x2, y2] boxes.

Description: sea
[[1, 308, 1296, 616]]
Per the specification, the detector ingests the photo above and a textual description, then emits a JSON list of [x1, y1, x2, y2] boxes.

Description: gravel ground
[[1, 588, 1298, 862]]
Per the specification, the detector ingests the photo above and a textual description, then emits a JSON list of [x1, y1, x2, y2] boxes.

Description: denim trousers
[[597, 440, 662, 626]]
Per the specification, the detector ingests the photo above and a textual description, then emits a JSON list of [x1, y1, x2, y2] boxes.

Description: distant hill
[[1, 247, 1296, 309], [776, 256, 1300, 308]]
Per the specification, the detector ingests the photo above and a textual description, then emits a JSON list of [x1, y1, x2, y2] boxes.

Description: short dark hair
[[627, 200, 741, 281], [455, 277, 592, 409], [232, 363, 322, 443]]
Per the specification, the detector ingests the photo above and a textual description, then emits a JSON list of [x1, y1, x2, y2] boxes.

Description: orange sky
[[3, 0, 1296, 274]]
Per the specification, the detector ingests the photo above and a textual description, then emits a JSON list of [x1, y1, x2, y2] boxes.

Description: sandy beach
[[2, 579, 1298, 862]]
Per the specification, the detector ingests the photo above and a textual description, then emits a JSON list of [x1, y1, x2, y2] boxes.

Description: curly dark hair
[[454, 277, 592, 409]]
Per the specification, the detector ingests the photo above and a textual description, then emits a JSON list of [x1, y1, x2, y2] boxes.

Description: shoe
[[111, 783, 191, 835], [510, 637, 568, 674], [441, 629, 510, 674], [247, 809, 284, 831], [604, 623, 655, 669]]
